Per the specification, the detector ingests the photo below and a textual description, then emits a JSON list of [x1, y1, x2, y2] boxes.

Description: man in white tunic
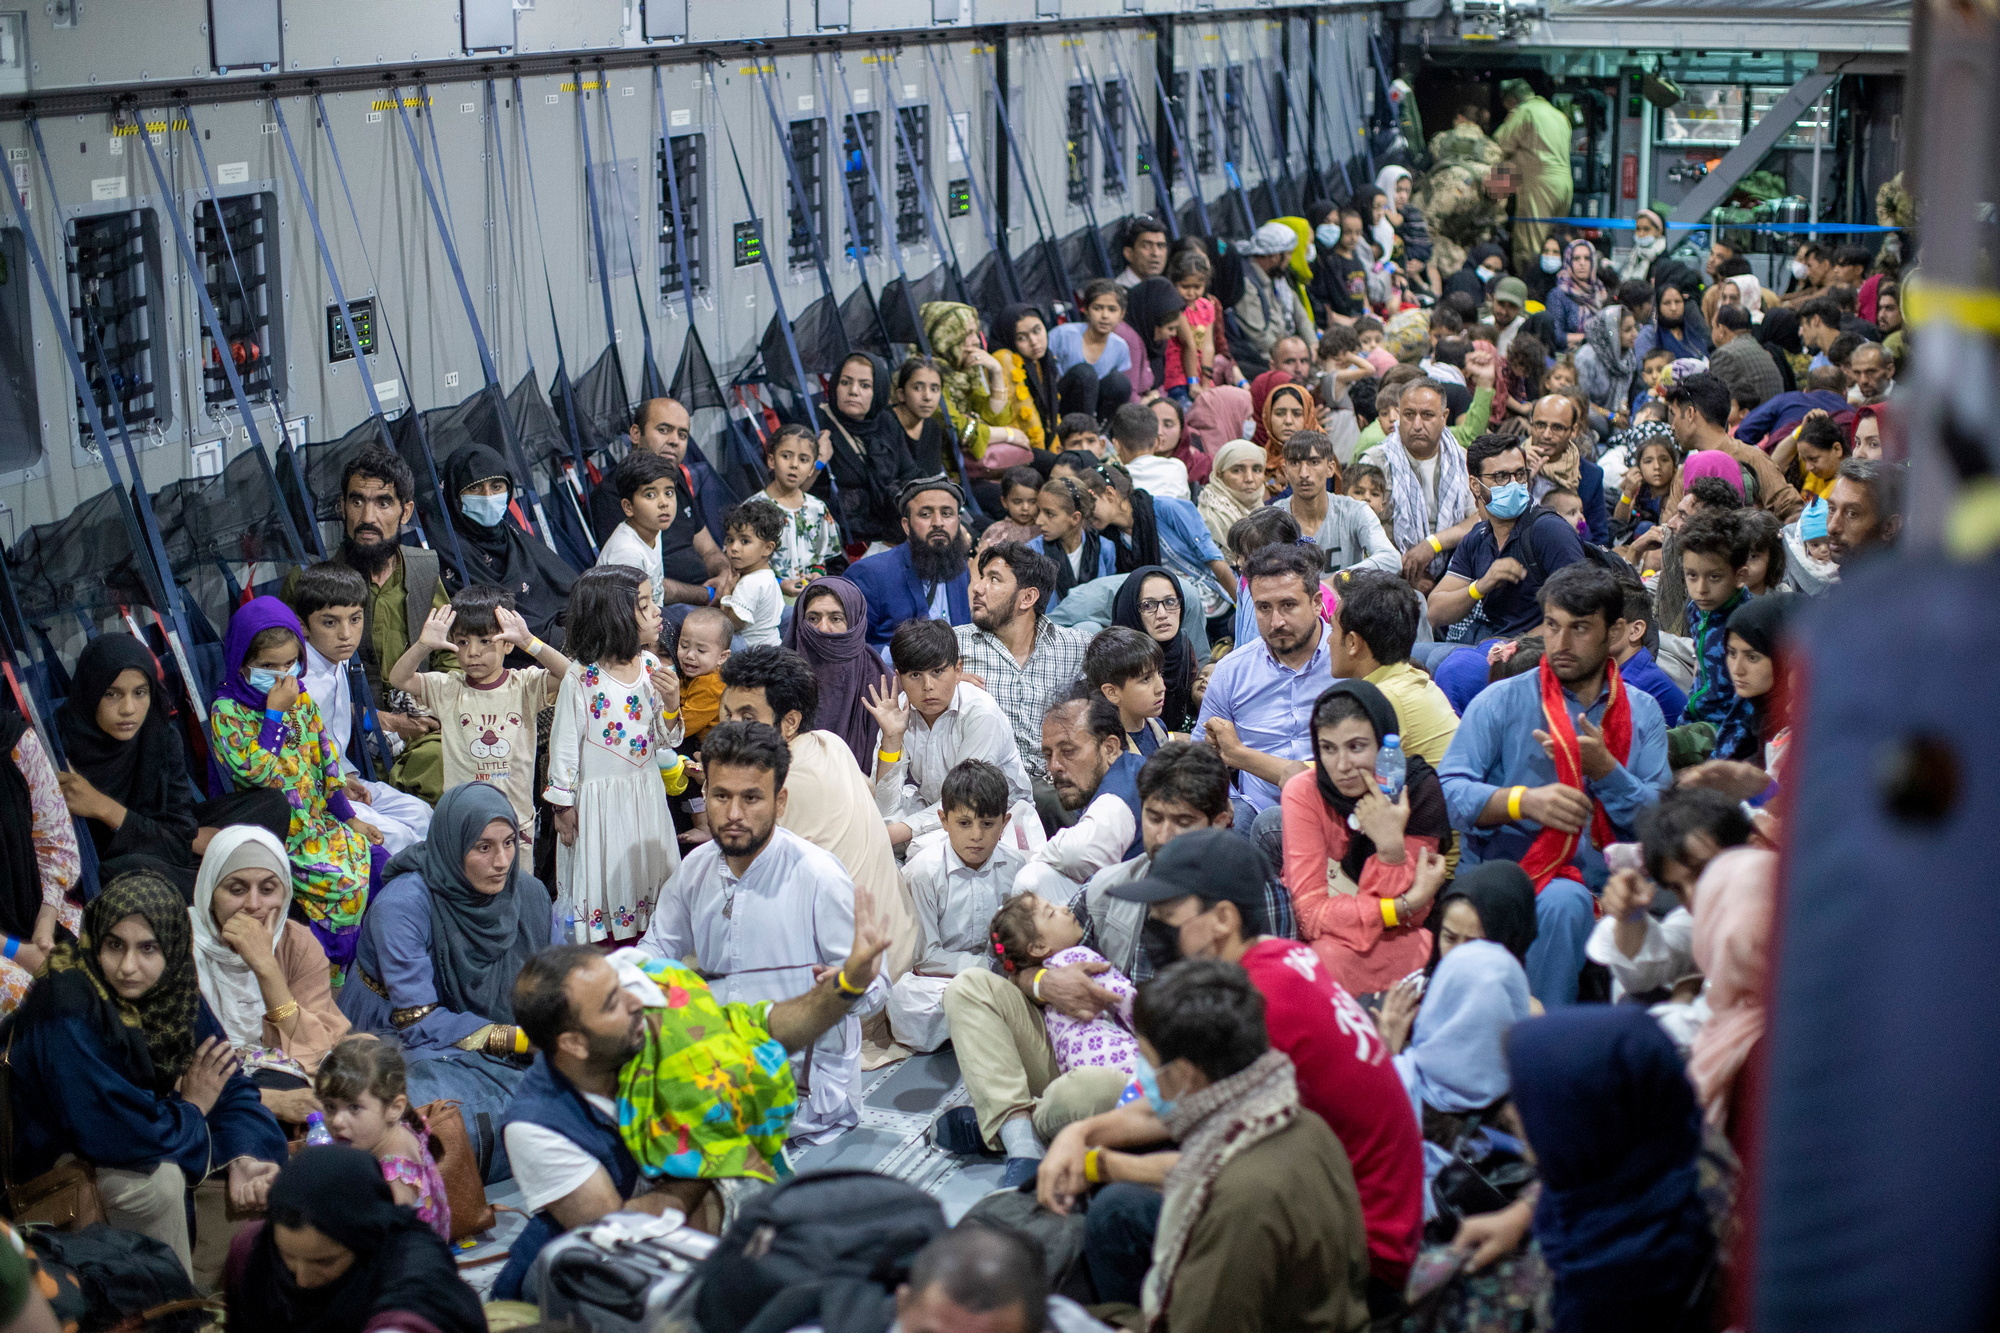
[[638, 720, 887, 1143]]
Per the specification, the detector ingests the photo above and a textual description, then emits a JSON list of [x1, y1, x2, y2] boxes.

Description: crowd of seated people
[[0, 201, 1906, 1331]]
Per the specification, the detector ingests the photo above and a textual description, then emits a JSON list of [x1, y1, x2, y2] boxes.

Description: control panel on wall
[[326, 297, 377, 364], [658, 133, 707, 297], [68, 208, 169, 443], [194, 191, 286, 407]]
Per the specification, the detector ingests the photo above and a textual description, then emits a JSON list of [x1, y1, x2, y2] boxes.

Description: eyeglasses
[[1137, 597, 1181, 616], [1479, 468, 1534, 487]]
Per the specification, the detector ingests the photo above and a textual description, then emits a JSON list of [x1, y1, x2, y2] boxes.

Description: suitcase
[[531, 1211, 718, 1333]]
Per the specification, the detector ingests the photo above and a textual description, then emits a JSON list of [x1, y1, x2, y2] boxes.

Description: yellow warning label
[[112, 120, 188, 136], [558, 80, 605, 92], [368, 96, 430, 111], [734, 64, 776, 75]]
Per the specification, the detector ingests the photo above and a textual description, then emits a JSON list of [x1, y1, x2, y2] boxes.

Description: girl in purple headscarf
[[210, 596, 379, 962]]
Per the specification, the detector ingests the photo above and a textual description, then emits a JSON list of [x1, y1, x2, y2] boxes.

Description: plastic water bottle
[[304, 1111, 335, 1147], [1375, 734, 1406, 802]]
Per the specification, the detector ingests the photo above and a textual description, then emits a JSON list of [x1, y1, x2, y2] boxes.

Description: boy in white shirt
[[286, 562, 434, 854], [596, 450, 679, 612], [865, 619, 1038, 854], [718, 499, 786, 648], [1108, 401, 1189, 502], [887, 759, 1028, 1052]]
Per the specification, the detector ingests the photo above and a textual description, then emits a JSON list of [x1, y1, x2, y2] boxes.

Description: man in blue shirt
[[846, 480, 975, 648], [1439, 564, 1671, 1004], [1198, 544, 1330, 816], [1427, 434, 1588, 640], [1610, 575, 1687, 726]]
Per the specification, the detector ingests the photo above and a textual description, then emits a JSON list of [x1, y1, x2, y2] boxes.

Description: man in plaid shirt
[[954, 543, 1090, 787]]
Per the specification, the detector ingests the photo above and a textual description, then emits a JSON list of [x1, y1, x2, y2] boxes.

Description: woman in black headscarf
[[226, 1145, 484, 1333], [1111, 566, 1199, 733], [1123, 278, 1189, 395], [56, 633, 288, 893], [441, 444, 578, 644], [1757, 306, 1804, 394], [815, 351, 919, 547], [1432, 860, 1539, 969], [1443, 242, 1509, 306]]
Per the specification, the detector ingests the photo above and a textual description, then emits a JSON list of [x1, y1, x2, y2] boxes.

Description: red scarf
[[1519, 655, 1634, 892]]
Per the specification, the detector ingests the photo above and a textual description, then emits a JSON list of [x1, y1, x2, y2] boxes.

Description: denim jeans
[[1084, 1183, 1164, 1306], [1525, 877, 1596, 1006], [406, 1050, 528, 1183]]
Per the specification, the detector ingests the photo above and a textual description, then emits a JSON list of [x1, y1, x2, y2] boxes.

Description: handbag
[[0, 1024, 103, 1230], [1424, 1111, 1535, 1245], [417, 1099, 497, 1241]]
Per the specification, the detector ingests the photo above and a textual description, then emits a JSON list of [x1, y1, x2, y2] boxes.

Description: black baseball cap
[[1107, 828, 1270, 908]]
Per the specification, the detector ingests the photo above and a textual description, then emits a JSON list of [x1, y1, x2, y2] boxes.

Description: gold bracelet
[[1083, 1147, 1103, 1185], [1380, 897, 1399, 929], [835, 968, 866, 996], [265, 999, 299, 1025], [878, 748, 902, 764], [1507, 786, 1526, 821]]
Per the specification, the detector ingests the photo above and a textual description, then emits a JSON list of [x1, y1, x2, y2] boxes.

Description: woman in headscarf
[[0, 707, 77, 1016], [9, 869, 287, 1278], [1251, 372, 1321, 487], [1546, 239, 1606, 348], [1634, 276, 1712, 362], [1112, 567, 1200, 733], [1357, 184, 1394, 266], [1281, 680, 1455, 995], [441, 443, 577, 644], [1757, 306, 1807, 392], [1679, 449, 1749, 502], [817, 351, 920, 548], [1617, 208, 1669, 282], [192, 825, 351, 1124], [1687, 846, 1775, 1147], [1573, 304, 1638, 413], [1713, 592, 1800, 778], [782, 576, 891, 769], [1508, 1006, 1719, 1333], [918, 302, 1035, 488], [1431, 860, 1538, 969], [1441, 242, 1508, 306], [226, 1145, 484, 1333], [338, 783, 553, 1181], [1123, 278, 1190, 403], [990, 304, 1059, 456], [1197, 439, 1267, 553], [1376, 164, 1435, 292], [209, 598, 375, 963], [1728, 271, 1764, 319], [56, 634, 287, 893]]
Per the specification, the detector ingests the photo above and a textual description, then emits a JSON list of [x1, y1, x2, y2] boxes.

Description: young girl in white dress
[[544, 565, 688, 943]]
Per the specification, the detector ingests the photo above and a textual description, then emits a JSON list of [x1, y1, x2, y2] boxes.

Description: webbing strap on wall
[[923, 43, 1022, 306], [484, 81, 540, 383], [16, 121, 210, 717], [710, 61, 820, 435], [1099, 41, 1178, 240], [811, 56, 897, 355], [304, 94, 470, 580], [1028, 40, 1113, 277], [751, 59, 851, 359], [1277, 62, 1321, 204], [1211, 33, 1279, 220], [594, 72, 668, 400], [1153, 68, 1213, 237], [573, 71, 624, 362], [391, 86, 553, 552], [1195, 61, 1258, 235], [980, 53, 1074, 308], [879, 48, 971, 309], [827, 53, 930, 355], [1067, 40, 1134, 221], [129, 107, 307, 566], [512, 76, 599, 550]]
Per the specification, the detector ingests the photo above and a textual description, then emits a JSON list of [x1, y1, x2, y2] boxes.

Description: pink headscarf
[[1681, 450, 1745, 499], [1688, 847, 1777, 1127], [1183, 385, 1255, 457], [1857, 273, 1882, 326]]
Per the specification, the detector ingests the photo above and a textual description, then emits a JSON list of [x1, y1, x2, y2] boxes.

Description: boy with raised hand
[[886, 759, 1029, 1052], [288, 561, 434, 855]]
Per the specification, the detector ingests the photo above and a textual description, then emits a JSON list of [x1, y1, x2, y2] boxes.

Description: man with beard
[[953, 542, 1089, 785], [847, 480, 976, 648], [1013, 697, 1145, 904], [936, 742, 1245, 1187], [282, 445, 453, 795], [1198, 544, 1333, 815], [1825, 457, 1904, 567], [1438, 564, 1670, 1004], [493, 845, 891, 1294], [636, 722, 887, 1142]]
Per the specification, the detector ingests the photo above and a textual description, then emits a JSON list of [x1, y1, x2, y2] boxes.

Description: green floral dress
[[616, 956, 798, 1182], [210, 695, 370, 931]]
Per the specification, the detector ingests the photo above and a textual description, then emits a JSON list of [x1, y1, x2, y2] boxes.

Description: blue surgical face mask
[[1540, 254, 1562, 274], [1485, 480, 1532, 520], [1315, 223, 1342, 249], [246, 664, 294, 695], [460, 491, 509, 527], [1135, 1055, 1178, 1120]]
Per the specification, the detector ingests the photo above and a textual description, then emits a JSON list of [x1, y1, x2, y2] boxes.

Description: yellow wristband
[[660, 708, 681, 720], [878, 748, 902, 764], [514, 1026, 530, 1055], [835, 968, 866, 996], [1429, 535, 1444, 555], [1381, 897, 1399, 929], [1507, 786, 1526, 821], [1032, 968, 1048, 1002], [1083, 1147, 1104, 1185], [526, 637, 545, 658], [1466, 580, 1485, 602]]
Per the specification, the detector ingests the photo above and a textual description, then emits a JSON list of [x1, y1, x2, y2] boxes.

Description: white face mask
[[1790, 259, 1811, 280], [1316, 223, 1342, 249], [1540, 254, 1562, 274]]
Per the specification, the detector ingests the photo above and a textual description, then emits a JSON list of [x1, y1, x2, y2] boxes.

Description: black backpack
[[688, 1169, 947, 1333], [27, 1224, 206, 1333]]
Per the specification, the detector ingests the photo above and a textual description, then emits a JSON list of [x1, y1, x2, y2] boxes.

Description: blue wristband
[[4, 937, 21, 961], [264, 708, 284, 720], [707, 587, 717, 605]]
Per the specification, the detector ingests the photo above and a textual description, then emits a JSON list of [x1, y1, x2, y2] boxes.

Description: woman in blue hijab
[[1507, 1005, 1718, 1333]]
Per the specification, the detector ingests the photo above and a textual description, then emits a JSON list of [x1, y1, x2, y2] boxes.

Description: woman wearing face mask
[[210, 598, 377, 964], [1524, 234, 1567, 303], [1281, 682, 1454, 995], [441, 443, 578, 645], [817, 351, 921, 548], [338, 783, 553, 1182], [192, 826, 351, 1125], [225, 1145, 484, 1333], [9, 869, 287, 1281], [782, 576, 890, 769], [1617, 208, 1669, 283], [1634, 278, 1712, 363], [1441, 242, 1508, 307]]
